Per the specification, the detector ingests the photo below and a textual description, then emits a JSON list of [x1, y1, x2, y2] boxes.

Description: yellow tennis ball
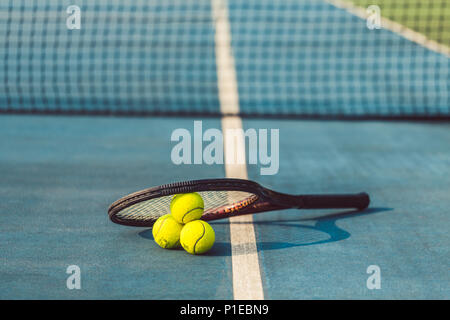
[[180, 220, 215, 255], [170, 192, 204, 224], [152, 214, 183, 249], [170, 194, 181, 212]]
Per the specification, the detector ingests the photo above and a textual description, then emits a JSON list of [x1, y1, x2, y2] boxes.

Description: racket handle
[[300, 193, 370, 210]]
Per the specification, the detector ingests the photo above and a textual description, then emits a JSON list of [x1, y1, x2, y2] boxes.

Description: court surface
[[0, 0, 449, 300], [0, 115, 448, 299]]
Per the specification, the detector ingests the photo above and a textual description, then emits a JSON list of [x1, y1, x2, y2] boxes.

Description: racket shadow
[[212, 207, 392, 255]]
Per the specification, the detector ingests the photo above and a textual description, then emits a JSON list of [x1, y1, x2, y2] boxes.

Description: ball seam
[[193, 221, 206, 254], [153, 215, 170, 239], [181, 206, 204, 223]]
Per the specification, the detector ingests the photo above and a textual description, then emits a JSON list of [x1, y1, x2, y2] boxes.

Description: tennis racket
[[108, 178, 370, 227]]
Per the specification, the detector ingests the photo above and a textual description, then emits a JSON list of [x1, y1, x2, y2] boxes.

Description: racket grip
[[300, 193, 370, 210]]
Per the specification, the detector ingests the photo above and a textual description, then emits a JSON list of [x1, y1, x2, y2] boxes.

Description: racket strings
[[115, 190, 257, 222]]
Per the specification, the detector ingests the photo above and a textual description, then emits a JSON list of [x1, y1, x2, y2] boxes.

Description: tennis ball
[[180, 220, 215, 255], [170, 192, 204, 224], [152, 214, 183, 249], [170, 194, 181, 212]]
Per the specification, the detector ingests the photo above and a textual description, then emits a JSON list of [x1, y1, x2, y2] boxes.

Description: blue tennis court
[[0, 0, 449, 300]]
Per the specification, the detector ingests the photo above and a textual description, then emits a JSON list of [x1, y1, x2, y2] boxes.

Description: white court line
[[327, 0, 450, 57], [211, 0, 264, 300]]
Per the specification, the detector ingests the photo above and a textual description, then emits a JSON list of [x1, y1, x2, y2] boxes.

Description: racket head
[[108, 178, 288, 227]]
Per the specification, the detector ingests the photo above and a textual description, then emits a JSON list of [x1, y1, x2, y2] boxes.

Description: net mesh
[[1, 0, 449, 118]]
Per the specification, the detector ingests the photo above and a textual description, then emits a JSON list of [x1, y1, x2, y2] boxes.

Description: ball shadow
[[138, 207, 392, 257], [138, 229, 232, 257]]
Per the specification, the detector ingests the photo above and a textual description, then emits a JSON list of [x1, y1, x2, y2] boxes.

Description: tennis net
[[1, 0, 449, 119]]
